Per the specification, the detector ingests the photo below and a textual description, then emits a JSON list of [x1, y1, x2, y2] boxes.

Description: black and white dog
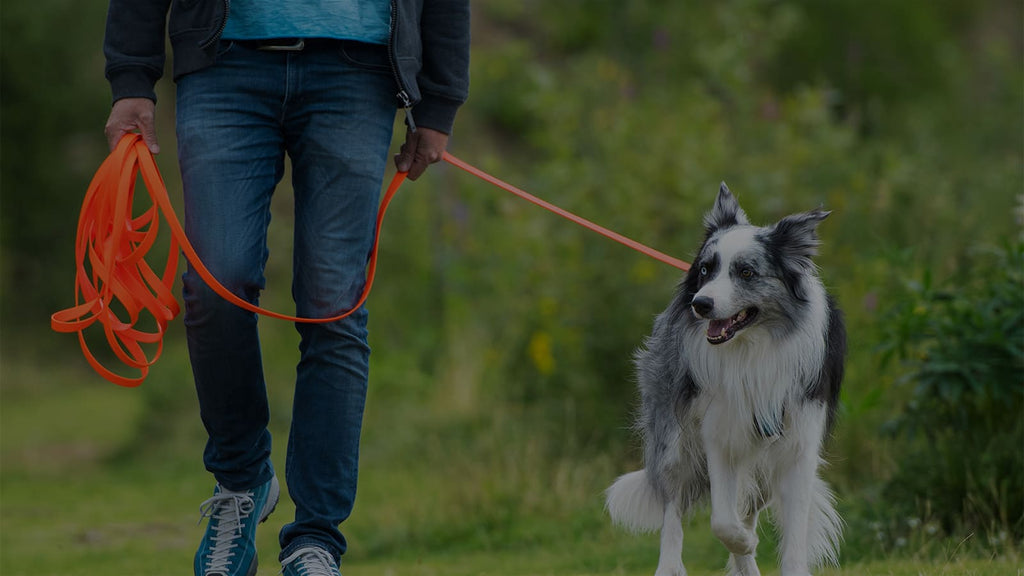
[[606, 185, 846, 576]]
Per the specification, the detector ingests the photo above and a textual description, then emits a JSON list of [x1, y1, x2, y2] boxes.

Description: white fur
[[688, 279, 830, 460], [606, 470, 664, 533], [657, 498, 687, 576], [607, 205, 843, 576]]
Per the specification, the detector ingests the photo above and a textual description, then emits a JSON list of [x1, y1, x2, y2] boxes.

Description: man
[[102, 1, 469, 574]]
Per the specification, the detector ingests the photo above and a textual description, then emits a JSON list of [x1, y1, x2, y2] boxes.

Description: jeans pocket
[[338, 41, 391, 74]]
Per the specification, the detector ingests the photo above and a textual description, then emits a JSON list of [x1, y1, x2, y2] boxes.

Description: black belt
[[234, 38, 334, 52]]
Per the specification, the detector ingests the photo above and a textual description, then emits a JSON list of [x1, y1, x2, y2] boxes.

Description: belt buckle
[[258, 39, 305, 52]]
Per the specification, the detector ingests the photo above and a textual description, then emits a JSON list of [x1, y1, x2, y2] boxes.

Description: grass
[[1, 348, 1019, 576]]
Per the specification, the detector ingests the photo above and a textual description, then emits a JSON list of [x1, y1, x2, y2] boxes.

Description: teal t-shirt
[[222, 0, 391, 45]]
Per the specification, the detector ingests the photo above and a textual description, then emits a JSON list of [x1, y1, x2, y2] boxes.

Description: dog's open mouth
[[706, 308, 758, 344]]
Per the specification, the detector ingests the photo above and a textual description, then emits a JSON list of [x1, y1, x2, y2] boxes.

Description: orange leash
[[442, 152, 690, 272], [51, 135, 404, 386], [52, 134, 688, 386]]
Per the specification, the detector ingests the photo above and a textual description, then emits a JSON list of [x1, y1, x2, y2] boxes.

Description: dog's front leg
[[726, 505, 762, 576], [776, 457, 817, 576], [655, 497, 687, 576], [776, 412, 826, 576], [706, 447, 758, 557]]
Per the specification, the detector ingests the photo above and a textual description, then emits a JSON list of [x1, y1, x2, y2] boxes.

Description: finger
[[139, 121, 160, 154], [104, 120, 129, 152], [105, 126, 124, 152], [132, 105, 160, 154], [407, 157, 429, 181], [407, 136, 448, 181], [394, 131, 418, 173], [408, 146, 442, 181], [394, 149, 411, 173]]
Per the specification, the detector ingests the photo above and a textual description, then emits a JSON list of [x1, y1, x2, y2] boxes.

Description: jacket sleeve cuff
[[411, 94, 464, 135], [107, 67, 160, 104]]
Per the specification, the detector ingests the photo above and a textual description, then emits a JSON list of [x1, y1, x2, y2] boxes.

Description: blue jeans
[[175, 39, 397, 563]]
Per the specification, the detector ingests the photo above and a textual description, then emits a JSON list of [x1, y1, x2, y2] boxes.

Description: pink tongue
[[708, 318, 732, 339]]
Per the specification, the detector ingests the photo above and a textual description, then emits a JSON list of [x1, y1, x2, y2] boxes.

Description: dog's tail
[[805, 477, 844, 567], [605, 469, 664, 533]]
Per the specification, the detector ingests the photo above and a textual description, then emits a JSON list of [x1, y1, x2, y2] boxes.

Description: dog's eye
[[741, 268, 756, 279], [700, 265, 708, 276]]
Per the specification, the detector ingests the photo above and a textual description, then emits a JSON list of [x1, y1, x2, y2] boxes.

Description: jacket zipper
[[199, 0, 231, 50], [388, 0, 417, 132]]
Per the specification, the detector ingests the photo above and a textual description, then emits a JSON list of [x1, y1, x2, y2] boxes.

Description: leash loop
[[51, 135, 404, 386]]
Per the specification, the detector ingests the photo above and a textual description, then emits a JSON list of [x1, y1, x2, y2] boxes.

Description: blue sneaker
[[194, 475, 280, 576], [280, 546, 342, 576]]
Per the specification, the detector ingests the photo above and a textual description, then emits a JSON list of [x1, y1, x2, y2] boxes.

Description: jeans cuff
[[280, 535, 342, 566], [214, 458, 275, 493]]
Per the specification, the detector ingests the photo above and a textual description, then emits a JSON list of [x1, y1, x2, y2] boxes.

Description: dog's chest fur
[[682, 286, 829, 458]]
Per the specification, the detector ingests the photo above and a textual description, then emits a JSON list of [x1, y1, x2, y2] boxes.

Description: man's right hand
[[105, 97, 160, 154]]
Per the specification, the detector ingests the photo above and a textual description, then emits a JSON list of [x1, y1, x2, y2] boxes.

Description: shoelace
[[280, 547, 338, 576], [197, 490, 256, 574]]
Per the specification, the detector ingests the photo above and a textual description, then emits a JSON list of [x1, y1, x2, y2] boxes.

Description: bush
[[878, 241, 1023, 547]]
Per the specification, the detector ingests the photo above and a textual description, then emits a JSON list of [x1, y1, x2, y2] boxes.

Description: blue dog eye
[[700, 266, 708, 276]]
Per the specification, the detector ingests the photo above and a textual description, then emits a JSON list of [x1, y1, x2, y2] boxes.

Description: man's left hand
[[394, 127, 449, 181]]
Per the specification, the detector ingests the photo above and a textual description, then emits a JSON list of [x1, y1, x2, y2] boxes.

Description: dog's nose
[[691, 296, 714, 317]]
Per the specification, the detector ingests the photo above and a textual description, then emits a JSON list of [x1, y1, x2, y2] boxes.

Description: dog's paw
[[654, 559, 687, 576], [711, 520, 758, 556], [727, 554, 761, 576]]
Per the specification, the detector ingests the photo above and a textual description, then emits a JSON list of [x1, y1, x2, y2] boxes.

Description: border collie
[[605, 185, 846, 576]]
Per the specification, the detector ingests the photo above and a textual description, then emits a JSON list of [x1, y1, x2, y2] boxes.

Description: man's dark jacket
[[103, 0, 469, 133]]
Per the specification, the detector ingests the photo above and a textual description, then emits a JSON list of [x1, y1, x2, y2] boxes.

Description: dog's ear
[[704, 182, 750, 232], [766, 208, 831, 269], [764, 208, 830, 301]]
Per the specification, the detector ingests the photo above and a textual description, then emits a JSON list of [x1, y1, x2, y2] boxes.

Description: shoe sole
[[246, 476, 281, 576], [260, 475, 281, 523]]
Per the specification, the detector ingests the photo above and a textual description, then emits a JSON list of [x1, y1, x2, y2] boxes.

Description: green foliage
[[0, 0, 112, 329], [769, 0, 977, 130], [878, 241, 1024, 545]]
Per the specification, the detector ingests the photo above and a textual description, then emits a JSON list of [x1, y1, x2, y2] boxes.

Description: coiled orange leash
[[51, 135, 404, 386], [52, 134, 688, 386]]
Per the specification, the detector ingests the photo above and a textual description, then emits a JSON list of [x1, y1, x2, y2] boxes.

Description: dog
[[605, 184, 846, 576]]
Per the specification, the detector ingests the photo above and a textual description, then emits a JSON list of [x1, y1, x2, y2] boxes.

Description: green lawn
[[2, 459, 1015, 576], [1, 357, 1018, 576]]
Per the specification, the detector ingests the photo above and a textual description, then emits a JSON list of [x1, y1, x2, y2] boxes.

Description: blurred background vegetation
[[1, 0, 1021, 573]]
